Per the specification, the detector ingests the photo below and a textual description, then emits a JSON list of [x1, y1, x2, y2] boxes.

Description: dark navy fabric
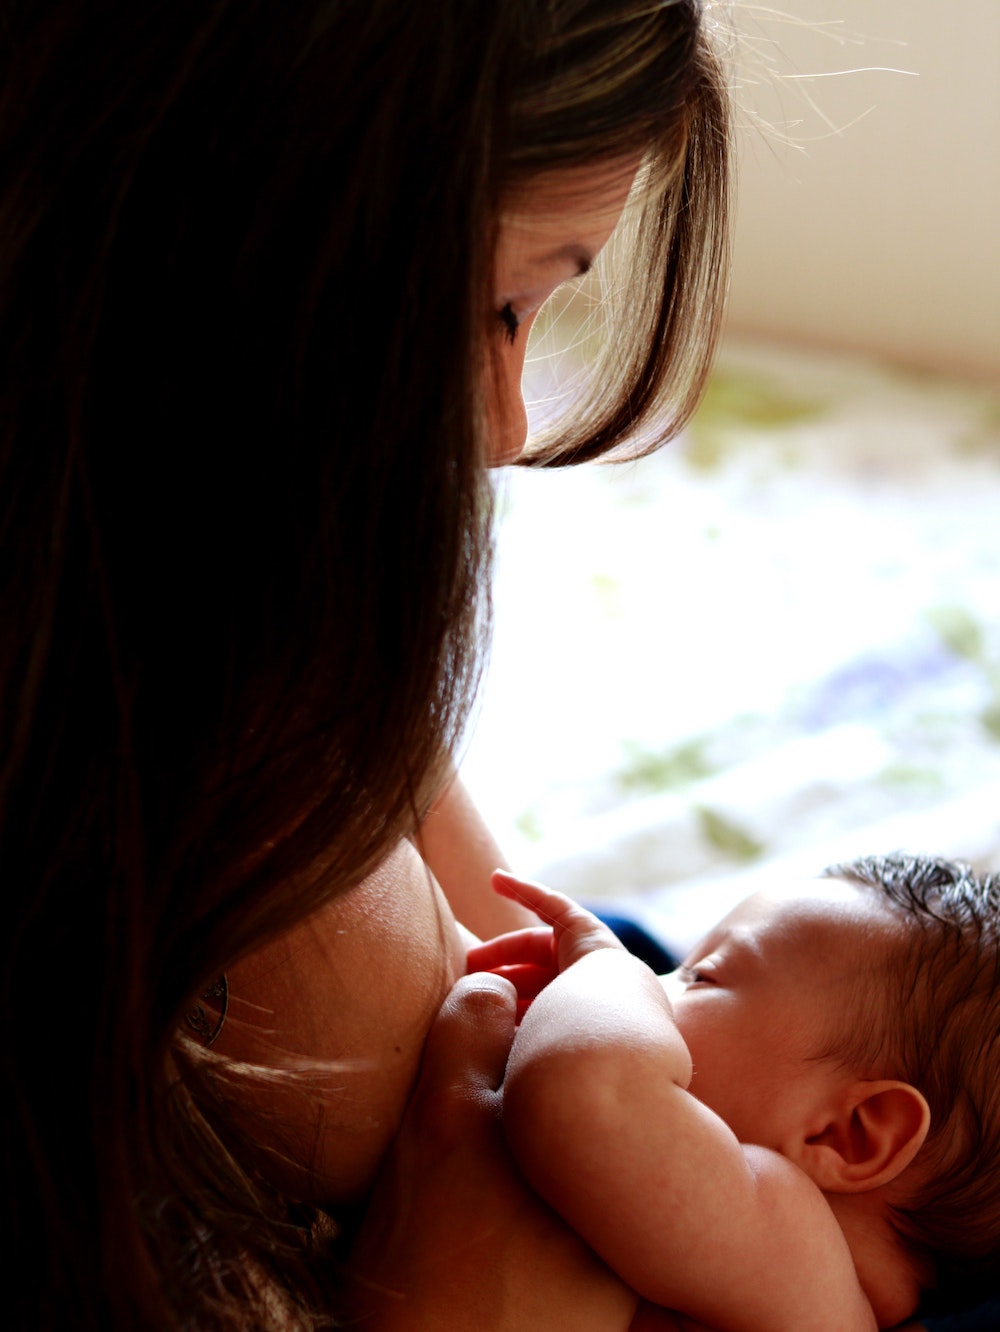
[[920, 1299, 1000, 1331], [596, 913, 678, 975]]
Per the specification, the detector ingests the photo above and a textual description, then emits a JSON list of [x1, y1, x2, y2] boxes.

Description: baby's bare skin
[[472, 873, 928, 1331]]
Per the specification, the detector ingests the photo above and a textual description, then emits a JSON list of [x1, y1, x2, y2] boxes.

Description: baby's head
[[665, 853, 1000, 1299], [823, 853, 1000, 1297]]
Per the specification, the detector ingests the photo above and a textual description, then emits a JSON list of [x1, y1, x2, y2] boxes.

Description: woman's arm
[[414, 771, 538, 937]]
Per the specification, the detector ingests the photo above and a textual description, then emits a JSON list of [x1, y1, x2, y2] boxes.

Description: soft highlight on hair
[[510, 0, 732, 464], [824, 853, 1000, 1303]]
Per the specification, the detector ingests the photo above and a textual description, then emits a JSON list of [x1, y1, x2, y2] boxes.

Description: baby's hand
[[464, 921, 556, 1021], [467, 872, 625, 1016], [466, 873, 624, 1018]]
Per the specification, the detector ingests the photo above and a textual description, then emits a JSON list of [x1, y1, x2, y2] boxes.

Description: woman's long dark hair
[[0, 1, 729, 1326]]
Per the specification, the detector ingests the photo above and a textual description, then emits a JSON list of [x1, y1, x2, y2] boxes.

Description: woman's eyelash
[[497, 302, 520, 344]]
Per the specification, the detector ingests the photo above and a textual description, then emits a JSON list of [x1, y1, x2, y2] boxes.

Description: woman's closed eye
[[496, 302, 521, 344]]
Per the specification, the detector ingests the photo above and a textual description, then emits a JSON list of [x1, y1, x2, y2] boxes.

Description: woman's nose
[[487, 341, 529, 466]]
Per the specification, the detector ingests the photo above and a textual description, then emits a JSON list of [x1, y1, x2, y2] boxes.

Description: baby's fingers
[[467, 926, 558, 1021], [491, 870, 624, 969], [466, 926, 555, 974]]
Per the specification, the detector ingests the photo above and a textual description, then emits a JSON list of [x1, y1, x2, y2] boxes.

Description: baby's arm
[[478, 876, 875, 1332]]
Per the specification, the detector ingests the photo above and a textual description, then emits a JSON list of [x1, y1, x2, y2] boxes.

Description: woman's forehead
[[503, 155, 642, 214], [499, 158, 640, 247]]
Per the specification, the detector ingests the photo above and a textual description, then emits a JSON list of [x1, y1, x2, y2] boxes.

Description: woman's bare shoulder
[[214, 839, 469, 1204]]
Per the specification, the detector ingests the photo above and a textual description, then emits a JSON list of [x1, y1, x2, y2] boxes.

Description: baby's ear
[[793, 1081, 930, 1194]]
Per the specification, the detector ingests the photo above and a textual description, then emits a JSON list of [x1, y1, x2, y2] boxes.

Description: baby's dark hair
[[823, 853, 1000, 1298]]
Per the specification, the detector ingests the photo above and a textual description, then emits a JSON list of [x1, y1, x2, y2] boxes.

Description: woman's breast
[[214, 838, 471, 1205]]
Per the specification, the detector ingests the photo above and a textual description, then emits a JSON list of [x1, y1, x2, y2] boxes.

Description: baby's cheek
[[665, 1009, 722, 1108]]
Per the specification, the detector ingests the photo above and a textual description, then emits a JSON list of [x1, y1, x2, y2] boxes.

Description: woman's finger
[[415, 972, 517, 1109], [348, 970, 638, 1331], [483, 962, 555, 1007]]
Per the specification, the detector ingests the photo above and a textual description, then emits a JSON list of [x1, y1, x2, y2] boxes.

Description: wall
[[723, 0, 1000, 379]]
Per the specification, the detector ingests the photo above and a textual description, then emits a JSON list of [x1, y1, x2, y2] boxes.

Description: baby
[[468, 854, 1000, 1332]]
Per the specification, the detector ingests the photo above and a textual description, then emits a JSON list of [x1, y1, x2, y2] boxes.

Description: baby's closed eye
[[677, 962, 719, 986]]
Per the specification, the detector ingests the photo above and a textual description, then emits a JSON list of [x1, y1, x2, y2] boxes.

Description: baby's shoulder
[[738, 1144, 878, 1330], [740, 1143, 850, 1254]]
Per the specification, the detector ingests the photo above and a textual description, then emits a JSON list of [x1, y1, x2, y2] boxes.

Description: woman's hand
[[347, 971, 638, 1331]]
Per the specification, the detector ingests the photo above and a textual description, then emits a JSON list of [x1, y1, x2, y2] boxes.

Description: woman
[[0, 0, 728, 1327]]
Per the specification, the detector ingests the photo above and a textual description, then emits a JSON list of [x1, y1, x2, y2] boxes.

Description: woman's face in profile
[[488, 157, 641, 466]]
